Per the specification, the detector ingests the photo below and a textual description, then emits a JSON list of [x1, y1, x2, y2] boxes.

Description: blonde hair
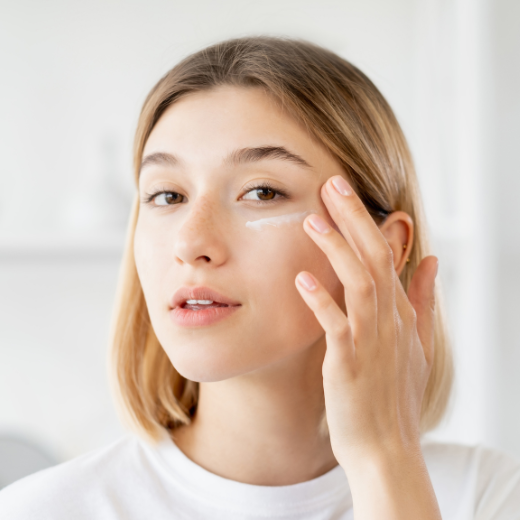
[[109, 36, 453, 442]]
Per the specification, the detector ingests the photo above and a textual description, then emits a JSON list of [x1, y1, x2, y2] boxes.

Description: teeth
[[186, 299, 214, 304]]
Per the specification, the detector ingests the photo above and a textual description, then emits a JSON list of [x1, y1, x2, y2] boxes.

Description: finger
[[320, 175, 396, 306], [406, 256, 438, 365], [295, 271, 355, 367], [312, 175, 400, 342], [320, 175, 396, 326], [303, 213, 378, 335]]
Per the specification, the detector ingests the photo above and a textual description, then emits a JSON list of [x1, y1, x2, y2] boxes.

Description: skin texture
[[134, 85, 441, 519]]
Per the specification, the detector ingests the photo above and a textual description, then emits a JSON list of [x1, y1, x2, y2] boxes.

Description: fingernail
[[308, 214, 331, 234], [331, 176, 352, 196], [297, 272, 317, 291]]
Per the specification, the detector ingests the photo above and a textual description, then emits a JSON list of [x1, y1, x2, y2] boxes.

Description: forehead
[[143, 86, 329, 164]]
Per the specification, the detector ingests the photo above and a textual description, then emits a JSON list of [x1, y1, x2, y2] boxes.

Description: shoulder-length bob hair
[[109, 36, 453, 442]]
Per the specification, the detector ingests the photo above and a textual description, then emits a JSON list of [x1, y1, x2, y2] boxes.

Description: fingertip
[[303, 214, 317, 230], [422, 255, 439, 283], [296, 271, 318, 291]]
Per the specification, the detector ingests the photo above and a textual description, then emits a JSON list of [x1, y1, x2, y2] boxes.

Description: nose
[[173, 196, 229, 267]]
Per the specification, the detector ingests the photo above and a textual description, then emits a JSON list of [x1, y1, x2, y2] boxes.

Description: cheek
[[247, 223, 342, 295], [132, 213, 345, 382], [133, 216, 171, 317], [134, 219, 153, 289], [242, 224, 343, 340]]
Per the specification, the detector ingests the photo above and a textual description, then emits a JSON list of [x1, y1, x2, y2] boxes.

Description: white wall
[[410, 0, 499, 450], [0, 0, 519, 464], [0, 257, 123, 461], [492, 0, 520, 459]]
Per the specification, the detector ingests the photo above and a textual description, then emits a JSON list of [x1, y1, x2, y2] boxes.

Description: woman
[[1, 37, 519, 519]]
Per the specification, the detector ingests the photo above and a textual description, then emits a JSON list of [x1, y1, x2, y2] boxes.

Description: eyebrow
[[225, 146, 312, 169], [139, 145, 312, 176], [140, 152, 178, 174]]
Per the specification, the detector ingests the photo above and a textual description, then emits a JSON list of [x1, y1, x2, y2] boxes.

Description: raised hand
[[295, 175, 441, 520]]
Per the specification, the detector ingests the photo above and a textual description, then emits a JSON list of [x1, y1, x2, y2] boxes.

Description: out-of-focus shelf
[[0, 233, 126, 261]]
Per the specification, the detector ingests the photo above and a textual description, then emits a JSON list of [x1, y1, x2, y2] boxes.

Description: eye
[[241, 182, 289, 204], [144, 190, 184, 206]]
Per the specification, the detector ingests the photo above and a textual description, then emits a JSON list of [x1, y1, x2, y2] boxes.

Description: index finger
[[321, 175, 395, 287]]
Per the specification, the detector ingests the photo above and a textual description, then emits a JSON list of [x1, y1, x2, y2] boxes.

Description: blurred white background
[[0, 0, 519, 479]]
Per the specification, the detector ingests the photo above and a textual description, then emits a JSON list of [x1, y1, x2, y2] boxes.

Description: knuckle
[[350, 202, 368, 219], [356, 276, 376, 299], [312, 291, 329, 310], [404, 304, 417, 325], [319, 295, 338, 314], [329, 320, 351, 340], [374, 246, 394, 268]]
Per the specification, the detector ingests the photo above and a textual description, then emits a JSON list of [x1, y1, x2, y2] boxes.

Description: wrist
[[336, 439, 440, 520], [335, 436, 424, 477]]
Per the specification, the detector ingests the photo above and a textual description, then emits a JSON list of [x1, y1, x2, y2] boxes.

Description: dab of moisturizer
[[246, 210, 317, 230]]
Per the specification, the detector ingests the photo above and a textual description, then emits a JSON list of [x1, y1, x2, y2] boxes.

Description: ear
[[378, 211, 414, 276]]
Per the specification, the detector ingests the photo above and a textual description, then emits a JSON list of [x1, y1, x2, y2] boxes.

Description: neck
[[172, 336, 338, 486]]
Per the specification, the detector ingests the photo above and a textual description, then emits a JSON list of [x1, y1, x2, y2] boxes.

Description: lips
[[171, 286, 242, 310]]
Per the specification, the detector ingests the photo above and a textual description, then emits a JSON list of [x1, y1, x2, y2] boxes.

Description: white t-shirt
[[1, 433, 519, 519]]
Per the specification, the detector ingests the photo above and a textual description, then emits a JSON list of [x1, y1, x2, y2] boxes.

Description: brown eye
[[242, 185, 284, 202], [154, 192, 183, 205], [255, 188, 275, 201]]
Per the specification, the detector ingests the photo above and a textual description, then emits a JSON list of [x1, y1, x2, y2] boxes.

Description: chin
[[174, 364, 232, 383], [165, 347, 255, 383]]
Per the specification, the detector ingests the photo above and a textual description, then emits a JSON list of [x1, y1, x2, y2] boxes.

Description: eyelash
[[142, 181, 290, 206]]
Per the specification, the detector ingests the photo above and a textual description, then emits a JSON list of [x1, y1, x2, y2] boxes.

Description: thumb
[[407, 255, 438, 365]]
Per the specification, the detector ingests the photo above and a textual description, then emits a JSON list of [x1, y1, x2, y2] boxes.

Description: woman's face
[[135, 86, 346, 382]]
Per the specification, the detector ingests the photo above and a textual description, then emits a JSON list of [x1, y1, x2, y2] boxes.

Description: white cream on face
[[246, 210, 318, 231]]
